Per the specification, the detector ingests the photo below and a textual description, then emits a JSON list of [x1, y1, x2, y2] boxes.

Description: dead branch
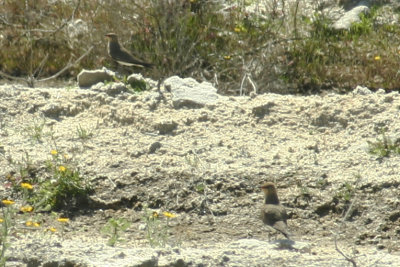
[[36, 45, 93, 83], [0, 46, 93, 87], [334, 235, 357, 267]]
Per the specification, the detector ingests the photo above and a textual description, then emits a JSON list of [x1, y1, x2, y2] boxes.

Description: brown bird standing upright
[[104, 33, 153, 68], [260, 182, 292, 239]]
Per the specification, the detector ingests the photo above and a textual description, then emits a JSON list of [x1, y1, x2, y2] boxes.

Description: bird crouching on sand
[[104, 33, 153, 68], [260, 182, 292, 239]]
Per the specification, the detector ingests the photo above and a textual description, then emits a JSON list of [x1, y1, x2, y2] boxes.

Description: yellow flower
[[57, 217, 69, 223], [234, 27, 241, 33], [20, 206, 34, 212], [21, 182, 33, 190], [63, 154, 69, 160], [2, 199, 15, 205], [26, 221, 40, 227], [374, 56, 381, 61], [224, 55, 231, 60], [0, 218, 3, 223], [50, 150, 58, 156], [58, 166, 66, 172], [48, 227, 57, 232], [163, 211, 177, 218]]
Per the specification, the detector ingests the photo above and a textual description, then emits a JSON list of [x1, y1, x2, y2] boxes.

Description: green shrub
[[286, 7, 400, 92], [8, 150, 91, 211]]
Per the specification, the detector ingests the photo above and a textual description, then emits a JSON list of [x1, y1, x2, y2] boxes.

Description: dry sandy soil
[[1, 80, 400, 266]]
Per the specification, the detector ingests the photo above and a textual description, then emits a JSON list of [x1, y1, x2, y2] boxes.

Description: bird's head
[[260, 182, 276, 194], [261, 182, 280, 204], [260, 182, 280, 204], [104, 33, 118, 42]]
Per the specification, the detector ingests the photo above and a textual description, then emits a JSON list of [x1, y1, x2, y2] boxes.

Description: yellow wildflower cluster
[[26, 221, 40, 227], [57, 217, 69, 223], [2, 199, 15, 205], [21, 182, 33, 190], [234, 25, 246, 33], [20, 206, 34, 213], [163, 211, 177, 218], [58, 166, 66, 172]]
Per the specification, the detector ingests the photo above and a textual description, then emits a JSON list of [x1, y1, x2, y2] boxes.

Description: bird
[[260, 182, 292, 239], [104, 33, 153, 68]]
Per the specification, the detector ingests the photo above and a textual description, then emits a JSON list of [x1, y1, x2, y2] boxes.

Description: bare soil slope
[[1, 82, 400, 266]]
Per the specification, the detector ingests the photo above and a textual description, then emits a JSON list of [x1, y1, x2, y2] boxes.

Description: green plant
[[15, 152, 35, 183], [127, 79, 148, 93], [299, 184, 311, 196], [21, 149, 92, 211], [336, 182, 355, 202], [25, 118, 46, 143], [349, 7, 377, 37], [103, 76, 149, 93], [143, 210, 167, 247], [195, 183, 205, 193], [286, 5, 400, 92], [101, 218, 131, 246], [0, 200, 17, 265], [76, 124, 93, 141], [368, 131, 400, 157], [141, 207, 169, 248], [184, 152, 215, 216]]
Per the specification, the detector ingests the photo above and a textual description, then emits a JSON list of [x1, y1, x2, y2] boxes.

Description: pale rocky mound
[[0, 78, 399, 266]]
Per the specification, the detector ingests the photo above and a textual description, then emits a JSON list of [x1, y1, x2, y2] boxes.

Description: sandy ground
[[1, 82, 400, 266]]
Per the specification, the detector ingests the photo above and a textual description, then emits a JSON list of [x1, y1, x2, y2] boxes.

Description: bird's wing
[[271, 220, 291, 238], [262, 204, 287, 223], [262, 204, 291, 238], [115, 48, 152, 68]]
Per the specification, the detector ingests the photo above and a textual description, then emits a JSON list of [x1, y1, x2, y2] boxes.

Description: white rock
[[77, 67, 115, 88], [164, 76, 221, 108]]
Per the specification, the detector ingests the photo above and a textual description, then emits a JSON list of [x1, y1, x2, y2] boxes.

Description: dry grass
[[0, 0, 400, 93]]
